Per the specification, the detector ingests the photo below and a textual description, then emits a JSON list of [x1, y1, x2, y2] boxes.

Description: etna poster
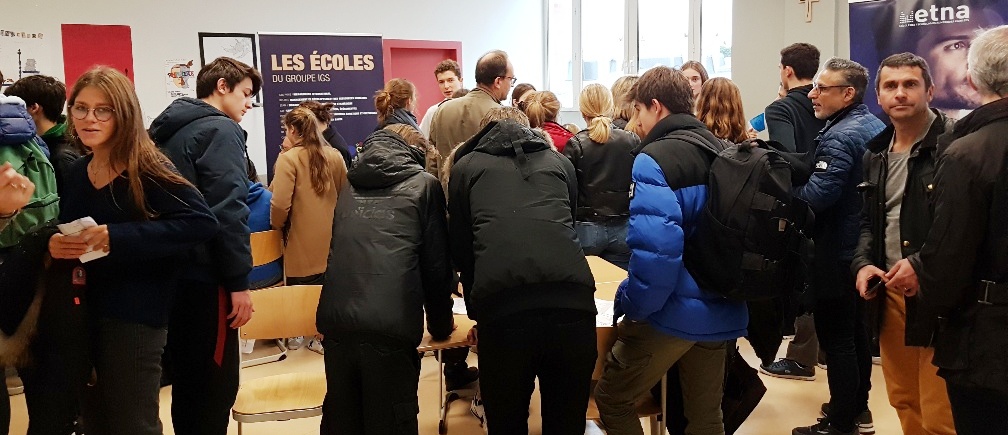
[[258, 33, 383, 180], [850, 0, 1007, 119]]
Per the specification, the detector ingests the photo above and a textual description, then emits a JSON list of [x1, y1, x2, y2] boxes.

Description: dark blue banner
[[850, 0, 1007, 120], [259, 33, 384, 180]]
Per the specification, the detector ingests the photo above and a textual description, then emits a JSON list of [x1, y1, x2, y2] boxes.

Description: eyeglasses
[[70, 105, 115, 122], [499, 76, 517, 85], [810, 83, 853, 94]]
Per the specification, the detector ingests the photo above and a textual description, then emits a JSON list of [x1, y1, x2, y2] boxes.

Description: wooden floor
[[7, 338, 901, 435]]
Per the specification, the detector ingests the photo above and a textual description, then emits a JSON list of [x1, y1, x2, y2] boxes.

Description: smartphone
[[866, 276, 884, 297]]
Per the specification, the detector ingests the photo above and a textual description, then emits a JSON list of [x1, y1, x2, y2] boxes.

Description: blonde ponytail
[[587, 116, 613, 143], [579, 83, 615, 144]]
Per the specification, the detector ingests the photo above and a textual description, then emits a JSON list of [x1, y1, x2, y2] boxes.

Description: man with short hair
[[594, 66, 748, 435], [759, 43, 831, 382], [149, 56, 261, 435], [4, 75, 81, 188], [419, 59, 464, 138], [429, 50, 513, 160], [851, 52, 956, 435], [889, 25, 1008, 435], [791, 58, 885, 435]]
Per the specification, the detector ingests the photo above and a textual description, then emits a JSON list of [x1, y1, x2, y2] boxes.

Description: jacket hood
[[640, 113, 715, 149], [348, 129, 425, 189], [454, 120, 551, 179], [0, 95, 36, 146], [247, 181, 266, 203], [786, 84, 817, 118], [148, 97, 232, 144]]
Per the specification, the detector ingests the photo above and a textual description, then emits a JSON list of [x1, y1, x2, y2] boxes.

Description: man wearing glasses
[[429, 50, 515, 162], [792, 58, 885, 435]]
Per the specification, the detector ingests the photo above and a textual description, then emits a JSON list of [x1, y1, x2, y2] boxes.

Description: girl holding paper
[[47, 66, 217, 435]]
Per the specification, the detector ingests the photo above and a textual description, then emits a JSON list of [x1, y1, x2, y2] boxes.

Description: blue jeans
[[575, 219, 630, 270]]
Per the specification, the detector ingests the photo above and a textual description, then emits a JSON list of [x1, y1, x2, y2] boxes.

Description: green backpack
[[0, 137, 60, 248]]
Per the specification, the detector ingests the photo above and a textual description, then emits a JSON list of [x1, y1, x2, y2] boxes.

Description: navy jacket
[[58, 156, 218, 326], [796, 104, 884, 297], [149, 98, 252, 291], [617, 114, 747, 341]]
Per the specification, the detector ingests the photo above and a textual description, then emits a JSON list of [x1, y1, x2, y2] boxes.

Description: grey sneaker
[[307, 337, 325, 355], [759, 359, 816, 381], [286, 336, 305, 350], [820, 403, 875, 434]]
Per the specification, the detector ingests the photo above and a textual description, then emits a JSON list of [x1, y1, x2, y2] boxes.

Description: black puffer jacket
[[315, 129, 454, 346], [448, 120, 596, 325], [851, 110, 953, 347], [563, 127, 639, 222], [909, 98, 1008, 392]]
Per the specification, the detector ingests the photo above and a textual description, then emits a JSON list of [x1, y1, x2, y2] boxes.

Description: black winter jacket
[[149, 98, 251, 291], [909, 98, 1008, 392], [323, 123, 352, 166], [765, 84, 826, 153], [448, 120, 596, 325], [563, 127, 639, 221], [851, 110, 953, 347], [315, 129, 454, 346]]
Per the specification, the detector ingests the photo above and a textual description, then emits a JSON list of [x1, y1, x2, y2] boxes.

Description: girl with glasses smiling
[[48, 66, 218, 435]]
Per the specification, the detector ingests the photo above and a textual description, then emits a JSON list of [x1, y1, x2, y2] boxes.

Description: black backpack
[[674, 131, 814, 301]]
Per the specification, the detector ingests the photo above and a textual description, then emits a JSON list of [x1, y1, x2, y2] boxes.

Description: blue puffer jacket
[[0, 95, 49, 157], [796, 104, 884, 263], [616, 114, 747, 342]]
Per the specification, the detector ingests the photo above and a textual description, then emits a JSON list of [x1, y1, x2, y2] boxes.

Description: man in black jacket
[[316, 126, 454, 434], [449, 118, 596, 435], [760, 42, 829, 382], [889, 25, 1008, 435], [851, 52, 956, 435], [149, 57, 261, 435]]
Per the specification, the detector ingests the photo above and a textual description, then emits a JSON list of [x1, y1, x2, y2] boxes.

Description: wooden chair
[[232, 284, 325, 434], [242, 229, 287, 367]]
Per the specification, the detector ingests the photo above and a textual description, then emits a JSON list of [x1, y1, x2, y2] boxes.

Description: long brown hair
[[374, 78, 415, 125], [610, 75, 638, 122], [67, 67, 191, 219], [283, 107, 337, 196], [579, 84, 614, 143], [695, 77, 749, 143]]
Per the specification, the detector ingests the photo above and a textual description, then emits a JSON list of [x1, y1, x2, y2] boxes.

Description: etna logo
[[898, 4, 970, 27]]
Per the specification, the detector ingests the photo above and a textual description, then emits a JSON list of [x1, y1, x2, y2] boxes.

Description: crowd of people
[[0, 23, 1007, 435]]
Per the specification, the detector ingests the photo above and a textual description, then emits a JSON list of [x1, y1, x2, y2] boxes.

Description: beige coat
[[270, 146, 347, 278], [428, 87, 502, 160]]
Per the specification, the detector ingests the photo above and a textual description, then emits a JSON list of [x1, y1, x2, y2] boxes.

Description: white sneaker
[[470, 391, 485, 426], [287, 336, 305, 350], [239, 339, 256, 354], [307, 337, 325, 355]]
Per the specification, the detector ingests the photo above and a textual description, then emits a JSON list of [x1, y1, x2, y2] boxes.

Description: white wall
[[2, 0, 544, 171], [734, 0, 852, 131]]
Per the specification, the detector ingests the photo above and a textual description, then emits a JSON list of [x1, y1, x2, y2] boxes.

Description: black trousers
[[167, 281, 240, 435], [813, 270, 871, 433], [81, 317, 167, 435], [477, 309, 596, 435], [320, 333, 421, 435], [946, 383, 1008, 435]]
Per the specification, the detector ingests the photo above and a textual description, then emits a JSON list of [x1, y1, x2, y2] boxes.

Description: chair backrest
[[240, 285, 322, 340], [250, 230, 283, 267]]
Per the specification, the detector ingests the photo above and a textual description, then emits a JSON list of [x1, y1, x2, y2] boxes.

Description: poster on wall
[[165, 59, 197, 100], [850, 0, 1007, 120], [62, 24, 134, 91], [258, 33, 384, 181], [0, 28, 54, 88]]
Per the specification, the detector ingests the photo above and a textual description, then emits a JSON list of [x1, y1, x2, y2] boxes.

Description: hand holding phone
[[865, 276, 885, 299]]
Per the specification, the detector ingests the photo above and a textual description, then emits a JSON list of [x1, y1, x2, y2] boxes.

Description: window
[[545, 0, 732, 108]]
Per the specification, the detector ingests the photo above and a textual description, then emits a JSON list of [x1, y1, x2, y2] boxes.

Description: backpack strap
[[667, 129, 727, 156]]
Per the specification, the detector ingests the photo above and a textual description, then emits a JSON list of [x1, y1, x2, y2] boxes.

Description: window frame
[[545, 0, 717, 109]]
